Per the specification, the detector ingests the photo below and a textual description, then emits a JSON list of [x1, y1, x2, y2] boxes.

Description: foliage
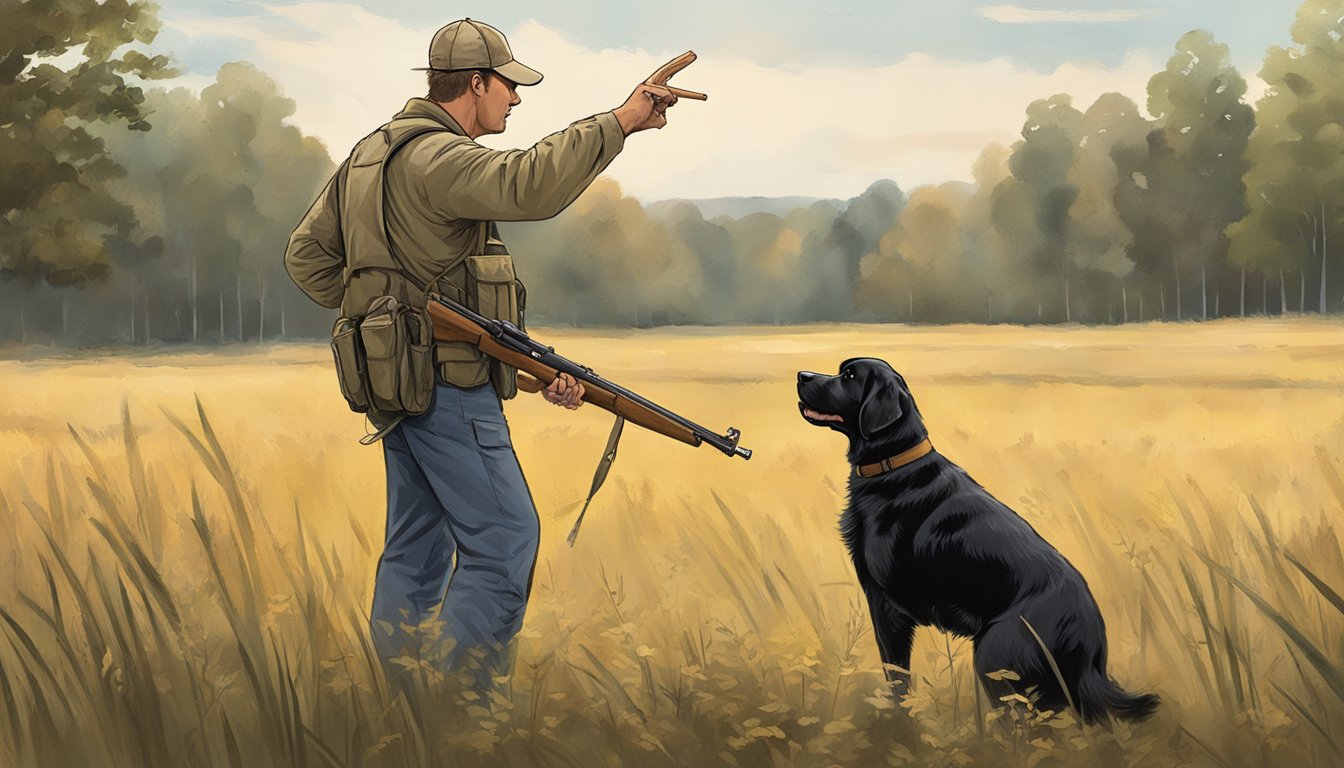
[[1122, 30, 1254, 320], [1228, 0, 1344, 314], [0, 0, 174, 288], [93, 62, 334, 342], [5, 0, 1344, 343]]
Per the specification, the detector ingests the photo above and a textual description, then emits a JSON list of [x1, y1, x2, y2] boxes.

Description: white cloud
[[164, 4, 1181, 200], [979, 5, 1165, 24]]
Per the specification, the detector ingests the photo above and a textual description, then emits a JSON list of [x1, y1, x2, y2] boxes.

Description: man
[[284, 18, 679, 687]]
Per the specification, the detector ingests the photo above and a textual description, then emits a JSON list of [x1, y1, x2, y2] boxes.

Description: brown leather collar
[[855, 438, 934, 478]]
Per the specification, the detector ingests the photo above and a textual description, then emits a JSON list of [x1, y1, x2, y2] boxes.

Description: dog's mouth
[[799, 402, 844, 425]]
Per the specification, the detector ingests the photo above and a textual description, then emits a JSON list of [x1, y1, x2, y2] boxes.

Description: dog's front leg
[[866, 590, 916, 699]]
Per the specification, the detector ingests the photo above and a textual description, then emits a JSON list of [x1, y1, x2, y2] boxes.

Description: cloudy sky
[[148, 1, 1301, 200]]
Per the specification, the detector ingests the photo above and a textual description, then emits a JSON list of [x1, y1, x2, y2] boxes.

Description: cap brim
[[411, 60, 544, 86], [493, 59, 543, 86]]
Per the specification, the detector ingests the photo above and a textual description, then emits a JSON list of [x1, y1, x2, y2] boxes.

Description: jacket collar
[[394, 98, 468, 137]]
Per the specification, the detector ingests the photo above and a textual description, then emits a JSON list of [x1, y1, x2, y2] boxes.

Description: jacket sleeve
[[416, 111, 626, 222], [284, 163, 348, 309]]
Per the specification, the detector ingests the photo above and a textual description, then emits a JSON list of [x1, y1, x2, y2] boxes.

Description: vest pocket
[[465, 254, 523, 400], [358, 296, 435, 416], [403, 343, 435, 412], [435, 342, 490, 388], [331, 317, 370, 413], [465, 254, 520, 326], [359, 310, 402, 409]]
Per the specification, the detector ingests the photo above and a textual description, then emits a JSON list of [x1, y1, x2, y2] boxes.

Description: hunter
[[284, 17, 679, 688]]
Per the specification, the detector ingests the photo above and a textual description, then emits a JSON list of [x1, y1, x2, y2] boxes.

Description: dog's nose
[[798, 371, 816, 386]]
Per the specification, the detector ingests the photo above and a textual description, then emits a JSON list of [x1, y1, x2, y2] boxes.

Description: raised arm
[[418, 112, 626, 222], [419, 74, 685, 222]]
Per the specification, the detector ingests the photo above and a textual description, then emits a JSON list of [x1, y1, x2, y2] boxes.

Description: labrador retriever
[[797, 358, 1158, 724]]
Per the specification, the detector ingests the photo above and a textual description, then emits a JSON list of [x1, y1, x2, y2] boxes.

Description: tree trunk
[[19, 304, 26, 344], [1279, 268, 1287, 315], [1121, 282, 1128, 324], [191, 253, 198, 342], [1139, 292, 1144, 323], [1201, 262, 1208, 321], [1159, 285, 1166, 319], [988, 291, 994, 323], [1175, 267, 1182, 320], [130, 270, 137, 344], [1064, 279, 1072, 323], [1214, 289, 1219, 318], [1262, 273, 1268, 315], [236, 269, 243, 342], [142, 267, 150, 344], [280, 306, 286, 339], [1037, 303, 1042, 322], [1321, 200, 1329, 313], [1301, 270, 1306, 313], [219, 291, 225, 342], [62, 290, 69, 341], [1240, 267, 1246, 318], [257, 273, 265, 343], [908, 289, 914, 321]]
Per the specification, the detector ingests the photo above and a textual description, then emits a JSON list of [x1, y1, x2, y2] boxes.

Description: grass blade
[[1019, 615, 1078, 720], [1283, 550, 1344, 619], [576, 645, 646, 720], [1271, 680, 1342, 757], [1194, 551, 1344, 703]]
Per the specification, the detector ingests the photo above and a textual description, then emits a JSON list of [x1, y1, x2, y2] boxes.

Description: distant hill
[[644, 195, 846, 221]]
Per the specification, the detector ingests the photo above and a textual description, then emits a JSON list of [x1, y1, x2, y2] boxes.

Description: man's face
[[477, 72, 520, 135]]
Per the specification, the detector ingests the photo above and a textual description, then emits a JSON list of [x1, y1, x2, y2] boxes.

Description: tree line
[[2, 0, 1343, 344]]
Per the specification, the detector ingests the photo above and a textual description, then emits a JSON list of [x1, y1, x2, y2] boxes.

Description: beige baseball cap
[[414, 18, 543, 86]]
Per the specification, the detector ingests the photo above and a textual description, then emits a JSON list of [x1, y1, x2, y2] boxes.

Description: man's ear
[[859, 378, 903, 439]]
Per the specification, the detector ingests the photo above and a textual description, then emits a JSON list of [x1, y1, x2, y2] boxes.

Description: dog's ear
[[859, 378, 903, 439]]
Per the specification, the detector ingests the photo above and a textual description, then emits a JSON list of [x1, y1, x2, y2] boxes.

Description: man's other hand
[[543, 372, 585, 409], [615, 83, 678, 136]]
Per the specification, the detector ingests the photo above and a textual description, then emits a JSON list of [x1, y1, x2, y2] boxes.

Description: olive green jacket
[[284, 97, 625, 385]]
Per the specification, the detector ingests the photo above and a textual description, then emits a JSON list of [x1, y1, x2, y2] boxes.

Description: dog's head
[[797, 358, 926, 462]]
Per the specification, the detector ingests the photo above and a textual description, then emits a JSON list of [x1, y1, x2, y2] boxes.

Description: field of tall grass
[[1, 318, 1342, 767]]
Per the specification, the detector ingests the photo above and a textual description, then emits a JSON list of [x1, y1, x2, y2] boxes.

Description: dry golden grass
[[1, 318, 1342, 767]]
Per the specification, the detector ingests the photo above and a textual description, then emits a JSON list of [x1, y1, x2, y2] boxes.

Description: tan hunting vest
[[338, 116, 518, 392]]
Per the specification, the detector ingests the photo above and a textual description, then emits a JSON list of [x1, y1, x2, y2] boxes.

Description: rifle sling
[[566, 414, 625, 547]]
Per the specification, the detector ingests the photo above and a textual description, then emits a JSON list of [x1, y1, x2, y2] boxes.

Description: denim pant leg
[[392, 382, 541, 683], [371, 427, 455, 664]]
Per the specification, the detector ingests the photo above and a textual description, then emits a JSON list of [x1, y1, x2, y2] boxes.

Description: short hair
[[427, 69, 492, 102]]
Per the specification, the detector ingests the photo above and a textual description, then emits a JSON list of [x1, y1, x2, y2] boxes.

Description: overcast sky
[[149, 1, 1302, 200]]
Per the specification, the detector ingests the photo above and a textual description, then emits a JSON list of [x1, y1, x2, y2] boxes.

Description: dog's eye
[[843, 368, 855, 380]]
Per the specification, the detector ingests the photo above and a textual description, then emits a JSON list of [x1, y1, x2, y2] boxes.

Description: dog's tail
[[1075, 666, 1160, 723]]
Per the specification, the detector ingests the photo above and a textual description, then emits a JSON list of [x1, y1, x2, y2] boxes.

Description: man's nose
[[511, 91, 521, 107]]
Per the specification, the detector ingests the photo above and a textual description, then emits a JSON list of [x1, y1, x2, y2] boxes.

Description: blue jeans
[[370, 381, 540, 687]]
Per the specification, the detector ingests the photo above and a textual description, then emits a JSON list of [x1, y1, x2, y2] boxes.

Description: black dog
[[797, 358, 1158, 724]]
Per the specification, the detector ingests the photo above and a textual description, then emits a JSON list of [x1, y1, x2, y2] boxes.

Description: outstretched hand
[[614, 51, 706, 136]]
